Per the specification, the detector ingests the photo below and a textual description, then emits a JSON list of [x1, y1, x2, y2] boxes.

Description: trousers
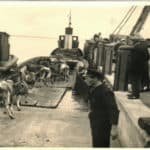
[[130, 74, 142, 97], [89, 111, 111, 147]]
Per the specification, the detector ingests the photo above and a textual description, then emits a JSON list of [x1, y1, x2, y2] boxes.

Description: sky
[[0, 2, 149, 62]]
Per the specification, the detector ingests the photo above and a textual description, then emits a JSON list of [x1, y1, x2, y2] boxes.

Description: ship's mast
[[130, 6, 150, 36], [64, 11, 73, 49], [69, 10, 72, 27]]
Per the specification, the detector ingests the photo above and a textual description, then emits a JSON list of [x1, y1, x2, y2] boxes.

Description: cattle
[[76, 60, 89, 76], [0, 80, 15, 119], [0, 79, 29, 119], [38, 66, 53, 85], [13, 80, 28, 111], [21, 63, 54, 87], [59, 63, 70, 81]]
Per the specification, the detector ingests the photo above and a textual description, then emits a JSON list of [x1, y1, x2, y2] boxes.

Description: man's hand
[[111, 125, 118, 140]]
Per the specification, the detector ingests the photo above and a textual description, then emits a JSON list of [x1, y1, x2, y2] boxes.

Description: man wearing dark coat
[[87, 71, 119, 147], [128, 38, 149, 99]]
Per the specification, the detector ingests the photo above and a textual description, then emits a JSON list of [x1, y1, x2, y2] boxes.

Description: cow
[[0, 80, 15, 119], [13, 80, 28, 111], [59, 63, 70, 81], [38, 66, 53, 86], [76, 60, 89, 76], [21, 63, 54, 87]]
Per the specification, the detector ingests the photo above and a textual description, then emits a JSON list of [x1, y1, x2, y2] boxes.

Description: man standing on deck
[[88, 71, 119, 147], [128, 37, 149, 99]]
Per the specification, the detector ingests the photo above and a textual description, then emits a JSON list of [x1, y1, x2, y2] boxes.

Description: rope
[[130, 6, 150, 35], [112, 6, 135, 34], [116, 6, 137, 34]]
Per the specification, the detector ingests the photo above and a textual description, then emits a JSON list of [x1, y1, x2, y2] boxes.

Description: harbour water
[[10, 37, 85, 63]]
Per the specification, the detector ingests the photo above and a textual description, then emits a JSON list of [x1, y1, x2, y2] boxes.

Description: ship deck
[[0, 90, 90, 147], [0, 89, 120, 147]]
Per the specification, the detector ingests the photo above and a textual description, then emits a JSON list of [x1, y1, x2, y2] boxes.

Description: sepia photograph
[[0, 1, 149, 148]]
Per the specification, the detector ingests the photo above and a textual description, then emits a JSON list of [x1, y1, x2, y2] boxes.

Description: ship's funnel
[[0, 32, 10, 61], [0, 32, 18, 71], [64, 27, 73, 49], [57, 13, 79, 50]]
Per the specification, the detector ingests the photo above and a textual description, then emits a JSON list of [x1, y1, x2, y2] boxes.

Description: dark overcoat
[[88, 82, 119, 147]]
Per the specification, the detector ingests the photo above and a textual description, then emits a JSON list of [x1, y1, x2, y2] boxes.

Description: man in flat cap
[[87, 70, 119, 147], [128, 37, 149, 99]]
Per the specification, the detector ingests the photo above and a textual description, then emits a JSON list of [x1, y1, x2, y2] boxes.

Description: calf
[[39, 66, 53, 85], [20, 65, 36, 86], [0, 80, 15, 119], [60, 63, 70, 81], [13, 80, 28, 111], [76, 60, 89, 76]]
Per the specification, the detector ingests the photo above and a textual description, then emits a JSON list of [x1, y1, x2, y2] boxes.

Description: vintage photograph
[[0, 2, 149, 147]]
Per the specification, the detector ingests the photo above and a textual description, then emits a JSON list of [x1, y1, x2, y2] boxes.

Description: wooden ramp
[[21, 87, 66, 108], [21, 71, 76, 108]]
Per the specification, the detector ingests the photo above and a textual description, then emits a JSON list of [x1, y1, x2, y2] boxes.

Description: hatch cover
[[21, 87, 67, 108]]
